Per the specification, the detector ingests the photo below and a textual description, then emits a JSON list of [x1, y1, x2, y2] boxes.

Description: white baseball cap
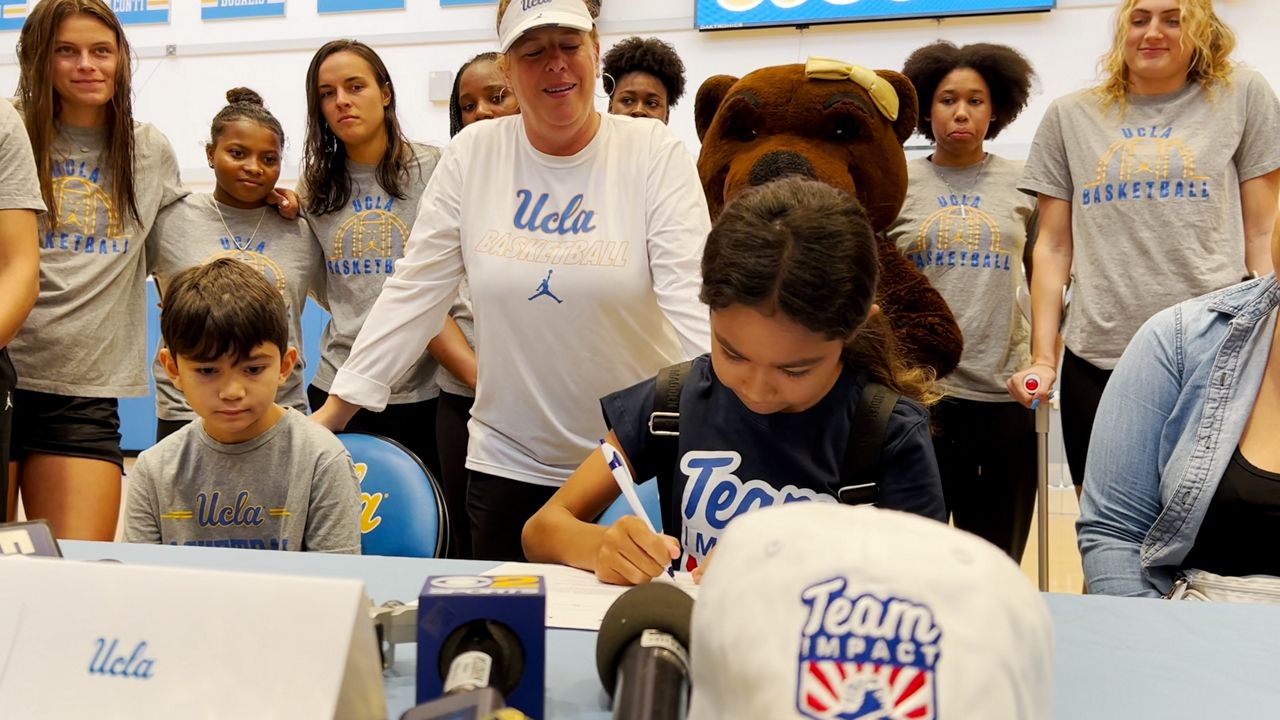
[[497, 0, 594, 53], [689, 504, 1054, 720]]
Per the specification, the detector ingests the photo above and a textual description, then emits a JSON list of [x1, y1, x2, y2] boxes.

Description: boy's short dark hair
[[161, 258, 289, 364]]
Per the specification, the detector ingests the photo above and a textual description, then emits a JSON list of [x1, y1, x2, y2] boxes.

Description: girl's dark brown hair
[[17, 0, 138, 231], [701, 177, 937, 404], [302, 40, 419, 216]]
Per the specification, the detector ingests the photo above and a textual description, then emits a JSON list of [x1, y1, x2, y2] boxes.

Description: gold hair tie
[[804, 56, 899, 122]]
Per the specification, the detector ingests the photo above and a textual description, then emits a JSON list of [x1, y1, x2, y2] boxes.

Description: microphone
[[400, 619, 525, 720], [596, 582, 694, 720]]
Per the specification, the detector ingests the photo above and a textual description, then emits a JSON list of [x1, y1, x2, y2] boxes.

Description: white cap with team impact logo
[[689, 503, 1053, 720], [497, 0, 594, 53]]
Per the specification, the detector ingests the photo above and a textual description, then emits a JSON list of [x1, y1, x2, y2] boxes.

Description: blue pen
[[600, 439, 676, 579]]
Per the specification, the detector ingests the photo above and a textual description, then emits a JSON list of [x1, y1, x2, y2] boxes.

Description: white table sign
[[0, 555, 386, 719]]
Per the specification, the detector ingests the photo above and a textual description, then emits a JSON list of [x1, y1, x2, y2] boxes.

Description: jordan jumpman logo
[[528, 269, 563, 303]]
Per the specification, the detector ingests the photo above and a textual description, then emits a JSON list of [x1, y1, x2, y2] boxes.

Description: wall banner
[[202, 0, 287, 21], [319, 0, 405, 12], [112, 1, 171, 26]]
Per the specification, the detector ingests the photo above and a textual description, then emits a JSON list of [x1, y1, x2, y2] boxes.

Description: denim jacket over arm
[[1078, 275, 1279, 597]]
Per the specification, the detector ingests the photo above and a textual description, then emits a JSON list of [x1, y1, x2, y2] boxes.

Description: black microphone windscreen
[[595, 582, 694, 692]]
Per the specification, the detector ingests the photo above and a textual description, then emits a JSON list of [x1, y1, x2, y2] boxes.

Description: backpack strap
[[837, 381, 899, 506], [649, 360, 694, 539]]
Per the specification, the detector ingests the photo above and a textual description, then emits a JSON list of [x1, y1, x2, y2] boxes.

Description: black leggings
[[0, 349, 14, 521], [1059, 348, 1114, 487], [467, 471, 558, 562], [931, 397, 1037, 561], [307, 385, 442, 484], [436, 391, 475, 560]]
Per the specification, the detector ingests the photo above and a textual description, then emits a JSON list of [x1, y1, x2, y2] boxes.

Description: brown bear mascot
[[695, 57, 963, 379]]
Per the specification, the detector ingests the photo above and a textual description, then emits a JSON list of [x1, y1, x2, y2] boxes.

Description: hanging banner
[[0, 0, 27, 31], [697, 0, 1055, 30], [202, 0, 286, 20], [319, 0, 404, 12], [112, 0, 170, 25]]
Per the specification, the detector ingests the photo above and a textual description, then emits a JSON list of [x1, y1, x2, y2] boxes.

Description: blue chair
[[596, 477, 664, 533], [337, 432, 448, 558]]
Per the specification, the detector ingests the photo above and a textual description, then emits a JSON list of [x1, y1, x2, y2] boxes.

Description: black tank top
[[1183, 447, 1280, 577]]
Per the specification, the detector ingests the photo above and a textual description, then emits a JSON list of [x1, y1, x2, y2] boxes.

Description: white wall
[[1, 0, 1276, 191]]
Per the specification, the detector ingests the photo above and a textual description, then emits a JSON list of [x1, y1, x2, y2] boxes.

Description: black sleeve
[[600, 375, 661, 486], [875, 401, 947, 522]]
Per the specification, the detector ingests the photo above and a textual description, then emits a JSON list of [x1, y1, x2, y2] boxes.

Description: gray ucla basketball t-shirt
[[147, 193, 321, 421], [888, 155, 1035, 401], [0, 99, 45, 215], [1020, 68, 1280, 368], [307, 142, 443, 403], [8, 121, 186, 397], [123, 408, 361, 553]]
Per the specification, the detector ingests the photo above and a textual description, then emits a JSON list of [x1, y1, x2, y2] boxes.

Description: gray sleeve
[[0, 101, 45, 213], [123, 453, 163, 544], [1018, 98, 1073, 201], [304, 450, 362, 554], [1233, 72, 1280, 181], [150, 126, 188, 211]]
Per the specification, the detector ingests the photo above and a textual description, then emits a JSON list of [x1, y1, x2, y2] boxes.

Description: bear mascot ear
[[695, 75, 740, 143], [875, 69, 919, 146]]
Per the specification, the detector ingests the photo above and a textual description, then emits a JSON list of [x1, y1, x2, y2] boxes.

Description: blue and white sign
[[202, 0, 286, 21], [0, 0, 28, 31], [0, 557, 385, 719], [112, 0, 170, 25], [320, 0, 404, 12], [697, 0, 1056, 30]]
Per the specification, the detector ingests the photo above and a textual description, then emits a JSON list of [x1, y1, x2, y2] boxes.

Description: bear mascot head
[[695, 57, 963, 379]]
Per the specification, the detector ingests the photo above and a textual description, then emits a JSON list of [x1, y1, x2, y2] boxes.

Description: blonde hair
[[1096, 0, 1236, 111]]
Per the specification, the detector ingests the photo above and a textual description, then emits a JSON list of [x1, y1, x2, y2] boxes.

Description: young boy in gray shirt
[[125, 258, 360, 552]]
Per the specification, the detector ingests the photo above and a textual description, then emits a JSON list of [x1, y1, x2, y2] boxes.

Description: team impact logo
[[796, 576, 941, 719]]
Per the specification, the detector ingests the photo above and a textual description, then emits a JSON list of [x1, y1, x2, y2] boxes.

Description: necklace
[[932, 154, 990, 218], [212, 196, 269, 254]]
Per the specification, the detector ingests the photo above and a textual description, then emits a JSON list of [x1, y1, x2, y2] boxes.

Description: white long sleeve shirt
[[331, 113, 711, 486]]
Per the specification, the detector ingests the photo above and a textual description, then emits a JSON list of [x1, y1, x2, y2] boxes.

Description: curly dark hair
[[602, 36, 687, 108], [902, 42, 1035, 141]]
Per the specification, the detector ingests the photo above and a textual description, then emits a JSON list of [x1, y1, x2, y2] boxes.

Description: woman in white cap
[[312, 0, 711, 561]]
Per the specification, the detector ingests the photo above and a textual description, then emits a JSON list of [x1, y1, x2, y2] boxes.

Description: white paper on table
[[484, 562, 698, 631]]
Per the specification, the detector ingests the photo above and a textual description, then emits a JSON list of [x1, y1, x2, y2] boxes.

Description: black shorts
[[10, 389, 124, 469]]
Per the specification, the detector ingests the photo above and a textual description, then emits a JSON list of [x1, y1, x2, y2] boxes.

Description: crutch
[[1024, 374, 1051, 592]]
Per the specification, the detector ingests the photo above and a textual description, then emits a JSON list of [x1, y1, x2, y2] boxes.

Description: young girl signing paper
[[523, 178, 947, 585]]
